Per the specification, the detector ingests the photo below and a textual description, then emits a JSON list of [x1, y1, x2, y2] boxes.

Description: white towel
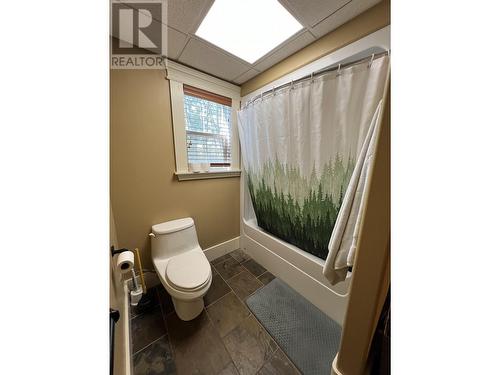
[[323, 100, 384, 285]]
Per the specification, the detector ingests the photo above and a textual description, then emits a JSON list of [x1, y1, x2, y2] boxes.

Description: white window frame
[[167, 60, 241, 181]]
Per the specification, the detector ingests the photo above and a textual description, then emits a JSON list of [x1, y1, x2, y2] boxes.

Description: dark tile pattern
[[257, 348, 301, 375], [242, 259, 267, 278], [130, 287, 160, 318], [222, 315, 277, 375], [227, 270, 263, 301], [133, 335, 176, 375], [156, 285, 175, 316], [210, 253, 233, 265], [206, 292, 250, 337], [129, 249, 300, 375], [214, 257, 245, 281], [204, 272, 231, 306], [167, 311, 232, 375], [257, 272, 275, 286], [229, 249, 250, 264], [131, 306, 167, 354]]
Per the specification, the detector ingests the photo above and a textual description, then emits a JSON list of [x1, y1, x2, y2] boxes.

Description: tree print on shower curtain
[[245, 153, 355, 260]]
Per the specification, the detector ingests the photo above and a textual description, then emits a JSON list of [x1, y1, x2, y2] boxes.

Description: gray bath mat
[[246, 278, 342, 375]]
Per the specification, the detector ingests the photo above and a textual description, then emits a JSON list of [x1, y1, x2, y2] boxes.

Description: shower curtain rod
[[243, 50, 390, 108]]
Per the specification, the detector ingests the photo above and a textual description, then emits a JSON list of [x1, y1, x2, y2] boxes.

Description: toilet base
[[172, 297, 204, 321]]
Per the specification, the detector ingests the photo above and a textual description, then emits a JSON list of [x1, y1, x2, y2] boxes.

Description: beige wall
[[240, 0, 390, 95], [110, 69, 240, 271]]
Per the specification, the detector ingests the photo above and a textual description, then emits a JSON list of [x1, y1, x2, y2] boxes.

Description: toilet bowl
[[150, 218, 212, 321]]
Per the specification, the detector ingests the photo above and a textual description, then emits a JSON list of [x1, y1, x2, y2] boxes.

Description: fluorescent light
[[195, 0, 303, 64]]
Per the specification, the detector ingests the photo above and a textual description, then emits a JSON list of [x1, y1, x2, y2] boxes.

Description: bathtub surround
[[238, 56, 389, 268]]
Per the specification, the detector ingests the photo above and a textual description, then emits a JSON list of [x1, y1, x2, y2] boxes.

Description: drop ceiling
[[133, 0, 383, 85]]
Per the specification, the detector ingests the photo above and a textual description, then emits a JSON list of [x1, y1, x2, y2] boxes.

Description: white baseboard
[[203, 236, 240, 261]]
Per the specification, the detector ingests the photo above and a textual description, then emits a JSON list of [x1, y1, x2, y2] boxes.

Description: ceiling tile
[[167, 0, 214, 34], [179, 38, 250, 82], [311, 0, 382, 38], [167, 27, 188, 59], [233, 69, 260, 85], [279, 0, 350, 27], [253, 31, 315, 72]]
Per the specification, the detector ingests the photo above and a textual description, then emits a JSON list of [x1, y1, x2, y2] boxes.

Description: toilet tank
[[150, 218, 200, 260]]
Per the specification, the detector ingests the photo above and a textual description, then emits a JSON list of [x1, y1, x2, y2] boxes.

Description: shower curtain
[[238, 55, 389, 283]]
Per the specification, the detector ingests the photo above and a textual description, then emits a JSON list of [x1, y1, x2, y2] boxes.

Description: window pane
[[183, 93, 232, 166]]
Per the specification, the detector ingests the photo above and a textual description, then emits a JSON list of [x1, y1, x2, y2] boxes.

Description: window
[[183, 85, 232, 168], [167, 60, 241, 181]]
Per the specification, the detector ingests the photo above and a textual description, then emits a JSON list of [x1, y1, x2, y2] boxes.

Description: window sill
[[175, 169, 241, 181]]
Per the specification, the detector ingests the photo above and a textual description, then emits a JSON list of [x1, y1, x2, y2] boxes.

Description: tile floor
[[131, 249, 301, 375]]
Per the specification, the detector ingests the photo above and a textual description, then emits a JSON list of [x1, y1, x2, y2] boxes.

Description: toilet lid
[[166, 251, 211, 290]]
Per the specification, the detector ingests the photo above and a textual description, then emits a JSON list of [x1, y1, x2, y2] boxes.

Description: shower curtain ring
[[369, 53, 374, 68], [290, 79, 294, 90], [336, 64, 341, 76], [310, 72, 314, 82]]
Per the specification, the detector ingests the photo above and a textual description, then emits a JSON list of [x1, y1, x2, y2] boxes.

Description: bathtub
[[240, 173, 350, 325], [238, 26, 390, 326]]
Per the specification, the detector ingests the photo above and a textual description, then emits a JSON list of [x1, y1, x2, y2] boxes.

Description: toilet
[[150, 218, 212, 321]]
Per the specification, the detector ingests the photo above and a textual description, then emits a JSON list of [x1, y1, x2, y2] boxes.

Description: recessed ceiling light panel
[[195, 0, 303, 64]]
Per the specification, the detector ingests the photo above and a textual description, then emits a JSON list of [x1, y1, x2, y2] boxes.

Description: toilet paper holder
[[110, 246, 147, 295], [112, 246, 135, 273], [110, 245, 130, 257]]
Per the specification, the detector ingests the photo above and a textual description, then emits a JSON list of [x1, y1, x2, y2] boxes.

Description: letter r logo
[[112, 2, 162, 55]]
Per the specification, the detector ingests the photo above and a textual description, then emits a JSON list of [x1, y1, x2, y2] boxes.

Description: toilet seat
[[166, 250, 211, 291]]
